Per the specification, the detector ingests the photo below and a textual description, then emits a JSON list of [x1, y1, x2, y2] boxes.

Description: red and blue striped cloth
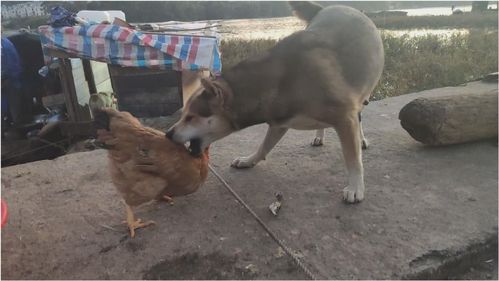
[[38, 24, 222, 73]]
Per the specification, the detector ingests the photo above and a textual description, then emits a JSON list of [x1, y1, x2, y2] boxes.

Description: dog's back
[[308, 5, 384, 94], [286, 3, 384, 102]]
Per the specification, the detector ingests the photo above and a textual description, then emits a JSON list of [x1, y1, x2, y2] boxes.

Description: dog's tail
[[289, 1, 323, 23]]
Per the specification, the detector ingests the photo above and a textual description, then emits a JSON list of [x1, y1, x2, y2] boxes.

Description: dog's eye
[[185, 115, 194, 122]]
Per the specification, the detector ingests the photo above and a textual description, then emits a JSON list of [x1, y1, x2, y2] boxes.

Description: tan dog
[[167, 2, 384, 203]]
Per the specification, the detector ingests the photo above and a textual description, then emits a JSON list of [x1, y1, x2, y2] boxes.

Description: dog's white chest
[[279, 115, 330, 130]]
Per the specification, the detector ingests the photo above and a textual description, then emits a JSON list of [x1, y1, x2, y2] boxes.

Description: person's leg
[[7, 79, 25, 126]]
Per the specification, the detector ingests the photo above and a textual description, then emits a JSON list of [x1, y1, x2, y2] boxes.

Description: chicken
[[94, 108, 209, 237]]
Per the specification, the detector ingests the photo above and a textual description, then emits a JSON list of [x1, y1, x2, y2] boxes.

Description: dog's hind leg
[[231, 126, 288, 169], [335, 113, 365, 203], [359, 112, 368, 150], [311, 129, 324, 146]]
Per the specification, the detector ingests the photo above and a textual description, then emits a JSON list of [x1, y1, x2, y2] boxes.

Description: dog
[[166, 2, 384, 203]]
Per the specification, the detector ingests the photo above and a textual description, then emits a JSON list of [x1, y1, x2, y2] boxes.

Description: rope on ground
[[1, 138, 70, 163], [34, 137, 68, 153], [208, 163, 318, 280]]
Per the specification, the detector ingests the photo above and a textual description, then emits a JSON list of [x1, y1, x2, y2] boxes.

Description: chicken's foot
[[162, 195, 174, 205], [124, 204, 155, 238]]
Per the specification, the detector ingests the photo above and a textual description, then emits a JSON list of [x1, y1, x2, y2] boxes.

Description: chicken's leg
[[125, 204, 155, 238]]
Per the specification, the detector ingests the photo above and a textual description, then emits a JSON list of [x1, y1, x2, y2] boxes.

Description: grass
[[370, 12, 498, 29], [2, 16, 48, 30], [221, 30, 498, 100]]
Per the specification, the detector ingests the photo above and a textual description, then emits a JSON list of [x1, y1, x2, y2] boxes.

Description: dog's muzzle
[[165, 128, 202, 156]]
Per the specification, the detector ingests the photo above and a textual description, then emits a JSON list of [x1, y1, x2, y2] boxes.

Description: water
[[219, 3, 497, 41], [220, 17, 469, 41], [391, 4, 498, 16], [220, 17, 305, 41]]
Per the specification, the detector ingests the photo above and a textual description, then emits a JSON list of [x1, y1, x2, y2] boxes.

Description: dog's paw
[[361, 138, 369, 150], [231, 156, 258, 169], [311, 137, 323, 147], [343, 186, 364, 203]]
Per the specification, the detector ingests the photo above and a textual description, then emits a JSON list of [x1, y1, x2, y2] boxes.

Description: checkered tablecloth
[[38, 24, 222, 73]]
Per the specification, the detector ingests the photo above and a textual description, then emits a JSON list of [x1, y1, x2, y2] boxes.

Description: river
[[392, 3, 498, 16], [220, 17, 470, 41], [219, 3, 497, 41]]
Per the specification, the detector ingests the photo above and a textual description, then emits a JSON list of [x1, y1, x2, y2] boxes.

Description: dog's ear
[[200, 78, 217, 98], [200, 77, 232, 108]]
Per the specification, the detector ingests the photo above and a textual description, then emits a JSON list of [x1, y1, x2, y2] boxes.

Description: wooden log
[[399, 91, 498, 145]]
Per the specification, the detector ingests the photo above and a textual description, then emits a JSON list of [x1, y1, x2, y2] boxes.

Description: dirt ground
[[1, 81, 497, 279]]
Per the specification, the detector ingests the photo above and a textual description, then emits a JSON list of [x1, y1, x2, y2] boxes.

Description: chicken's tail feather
[[289, 1, 323, 23]]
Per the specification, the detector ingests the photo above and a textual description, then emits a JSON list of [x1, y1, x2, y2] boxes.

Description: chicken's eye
[[185, 115, 194, 122]]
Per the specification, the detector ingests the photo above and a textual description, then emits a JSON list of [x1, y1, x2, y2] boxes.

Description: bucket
[[76, 10, 126, 23]]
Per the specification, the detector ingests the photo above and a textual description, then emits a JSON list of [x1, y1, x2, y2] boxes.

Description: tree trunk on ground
[[399, 91, 498, 145]]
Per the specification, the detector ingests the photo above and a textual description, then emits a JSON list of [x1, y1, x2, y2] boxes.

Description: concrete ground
[[1, 81, 497, 279]]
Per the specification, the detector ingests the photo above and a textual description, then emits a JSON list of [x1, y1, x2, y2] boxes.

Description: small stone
[[245, 264, 259, 275], [468, 197, 477, 202], [291, 229, 300, 235], [269, 201, 281, 216]]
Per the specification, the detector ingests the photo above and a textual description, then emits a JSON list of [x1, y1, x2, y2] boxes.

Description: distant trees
[[11, 1, 487, 25], [42, 1, 292, 22], [471, 1, 489, 12]]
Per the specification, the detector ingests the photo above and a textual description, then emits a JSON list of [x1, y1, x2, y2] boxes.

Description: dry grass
[[371, 12, 498, 29], [221, 30, 498, 100]]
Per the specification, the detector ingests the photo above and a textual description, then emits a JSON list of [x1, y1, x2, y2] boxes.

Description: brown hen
[[94, 108, 209, 237]]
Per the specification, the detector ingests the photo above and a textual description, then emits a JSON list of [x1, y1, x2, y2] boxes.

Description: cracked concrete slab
[[1, 81, 497, 279]]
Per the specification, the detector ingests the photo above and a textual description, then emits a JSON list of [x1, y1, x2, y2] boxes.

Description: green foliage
[[221, 31, 498, 100], [3, 16, 47, 30], [374, 30, 498, 100]]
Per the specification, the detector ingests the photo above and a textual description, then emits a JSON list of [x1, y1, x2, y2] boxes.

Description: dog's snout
[[165, 128, 175, 140]]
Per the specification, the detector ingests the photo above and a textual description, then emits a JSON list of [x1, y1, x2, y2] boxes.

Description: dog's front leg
[[336, 114, 365, 203], [231, 126, 288, 169], [359, 112, 368, 150]]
